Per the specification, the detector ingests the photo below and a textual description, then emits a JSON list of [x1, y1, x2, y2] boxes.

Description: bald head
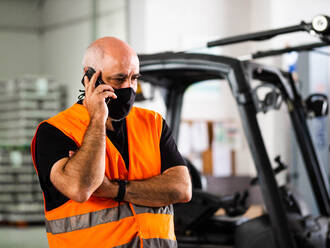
[[82, 37, 140, 91], [82, 37, 139, 72]]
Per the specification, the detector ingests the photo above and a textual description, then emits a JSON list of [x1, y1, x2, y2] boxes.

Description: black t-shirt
[[34, 111, 186, 211]]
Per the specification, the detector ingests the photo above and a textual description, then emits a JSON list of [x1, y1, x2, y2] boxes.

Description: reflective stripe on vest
[[45, 203, 174, 235], [133, 204, 174, 215], [46, 203, 133, 235], [143, 238, 178, 248]]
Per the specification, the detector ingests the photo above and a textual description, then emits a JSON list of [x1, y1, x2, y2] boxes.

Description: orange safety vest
[[31, 103, 177, 248]]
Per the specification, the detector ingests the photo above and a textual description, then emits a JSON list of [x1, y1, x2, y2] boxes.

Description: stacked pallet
[[0, 76, 66, 224]]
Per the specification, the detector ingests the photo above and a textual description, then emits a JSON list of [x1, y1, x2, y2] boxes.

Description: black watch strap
[[114, 180, 128, 202]]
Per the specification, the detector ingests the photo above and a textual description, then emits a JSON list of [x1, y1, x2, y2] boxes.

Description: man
[[31, 37, 192, 248]]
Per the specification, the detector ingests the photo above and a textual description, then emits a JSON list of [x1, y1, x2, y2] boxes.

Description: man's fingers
[[83, 71, 117, 103], [84, 75, 89, 89], [100, 91, 117, 100], [89, 70, 101, 91], [94, 84, 115, 94]]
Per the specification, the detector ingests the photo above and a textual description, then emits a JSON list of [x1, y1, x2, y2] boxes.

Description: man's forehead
[[102, 53, 139, 71]]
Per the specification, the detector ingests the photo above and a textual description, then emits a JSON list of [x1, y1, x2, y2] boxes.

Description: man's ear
[[83, 67, 88, 73]]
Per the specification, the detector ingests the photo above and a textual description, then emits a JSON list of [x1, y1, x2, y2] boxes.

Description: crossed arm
[[50, 120, 192, 206], [93, 165, 192, 207]]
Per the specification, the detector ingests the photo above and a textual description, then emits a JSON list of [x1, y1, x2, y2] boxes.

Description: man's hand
[[93, 166, 192, 207], [83, 71, 117, 123], [49, 72, 117, 203]]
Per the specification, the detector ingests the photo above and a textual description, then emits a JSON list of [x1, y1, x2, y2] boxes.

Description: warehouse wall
[[129, 0, 253, 55], [40, 0, 128, 106], [0, 0, 41, 79], [0, 0, 128, 104]]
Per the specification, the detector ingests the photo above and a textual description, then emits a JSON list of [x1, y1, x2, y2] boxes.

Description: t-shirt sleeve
[[34, 122, 78, 211], [160, 119, 187, 173]]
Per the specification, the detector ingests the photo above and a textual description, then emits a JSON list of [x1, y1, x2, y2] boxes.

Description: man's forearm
[[70, 119, 106, 186], [125, 170, 191, 206], [93, 166, 192, 207], [56, 119, 106, 198]]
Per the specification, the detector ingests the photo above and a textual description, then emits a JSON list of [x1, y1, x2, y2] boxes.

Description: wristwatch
[[113, 179, 129, 202]]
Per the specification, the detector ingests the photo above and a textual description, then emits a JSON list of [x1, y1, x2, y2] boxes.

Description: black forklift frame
[[208, 13, 330, 215], [207, 22, 311, 47], [206, 14, 330, 218], [139, 52, 297, 248], [138, 15, 330, 247], [207, 15, 330, 48], [248, 42, 329, 59]]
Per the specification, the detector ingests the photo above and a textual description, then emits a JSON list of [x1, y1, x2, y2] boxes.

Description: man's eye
[[114, 78, 126, 83]]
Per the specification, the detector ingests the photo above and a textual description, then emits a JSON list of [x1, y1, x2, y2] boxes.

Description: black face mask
[[108, 88, 136, 120]]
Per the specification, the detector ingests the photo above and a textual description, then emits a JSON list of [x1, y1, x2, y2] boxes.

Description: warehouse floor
[[0, 226, 234, 247], [0, 226, 48, 248]]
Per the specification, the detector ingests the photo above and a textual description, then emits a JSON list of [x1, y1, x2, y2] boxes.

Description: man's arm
[[50, 71, 117, 203], [50, 120, 106, 202], [93, 118, 192, 207], [93, 165, 192, 207]]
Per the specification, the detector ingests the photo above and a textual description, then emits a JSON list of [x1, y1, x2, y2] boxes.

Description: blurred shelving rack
[[0, 76, 66, 225]]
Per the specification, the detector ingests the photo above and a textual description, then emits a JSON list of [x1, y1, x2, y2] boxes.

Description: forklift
[[138, 15, 330, 248]]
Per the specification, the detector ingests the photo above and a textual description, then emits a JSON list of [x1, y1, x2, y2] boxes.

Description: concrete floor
[[0, 227, 232, 247], [0, 226, 48, 248]]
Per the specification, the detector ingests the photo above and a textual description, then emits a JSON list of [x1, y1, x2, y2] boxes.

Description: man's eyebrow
[[108, 73, 127, 78]]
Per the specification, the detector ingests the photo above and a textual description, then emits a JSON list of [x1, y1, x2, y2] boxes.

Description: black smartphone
[[81, 67, 105, 87], [81, 67, 111, 103]]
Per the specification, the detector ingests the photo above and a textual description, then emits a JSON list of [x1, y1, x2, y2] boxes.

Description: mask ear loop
[[78, 89, 85, 100], [79, 72, 88, 100]]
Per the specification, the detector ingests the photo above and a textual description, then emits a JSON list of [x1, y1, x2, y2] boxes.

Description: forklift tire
[[234, 215, 277, 248]]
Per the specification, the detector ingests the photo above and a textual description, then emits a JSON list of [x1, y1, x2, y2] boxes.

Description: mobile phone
[[81, 67, 104, 87], [81, 67, 111, 103]]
